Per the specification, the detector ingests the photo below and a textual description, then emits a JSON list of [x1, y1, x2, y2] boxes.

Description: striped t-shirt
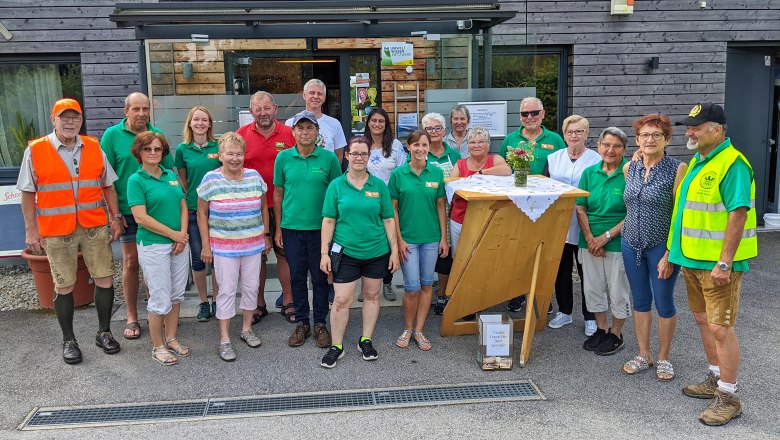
[[197, 167, 267, 257]]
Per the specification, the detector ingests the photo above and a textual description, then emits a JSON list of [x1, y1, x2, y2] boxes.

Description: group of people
[[19, 86, 754, 425]]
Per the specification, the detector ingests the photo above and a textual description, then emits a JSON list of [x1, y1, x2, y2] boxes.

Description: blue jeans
[[282, 228, 329, 325], [187, 211, 206, 271], [621, 239, 679, 318], [400, 242, 438, 292]]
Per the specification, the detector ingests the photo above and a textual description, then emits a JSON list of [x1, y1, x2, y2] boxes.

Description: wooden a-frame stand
[[441, 186, 588, 367]]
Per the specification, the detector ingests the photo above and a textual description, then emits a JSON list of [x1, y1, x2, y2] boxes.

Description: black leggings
[[555, 243, 594, 320]]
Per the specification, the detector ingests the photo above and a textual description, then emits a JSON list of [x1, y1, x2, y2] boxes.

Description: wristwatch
[[605, 230, 611, 240], [717, 261, 731, 271]]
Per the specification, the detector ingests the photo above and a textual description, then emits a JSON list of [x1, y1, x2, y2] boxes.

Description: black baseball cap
[[675, 102, 726, 126]]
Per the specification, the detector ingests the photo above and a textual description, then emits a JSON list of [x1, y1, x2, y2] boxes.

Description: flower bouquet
[[506, 142, 535, 187]]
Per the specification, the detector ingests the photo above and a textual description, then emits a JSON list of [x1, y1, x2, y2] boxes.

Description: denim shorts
[[120, 214, 138, 243], [333, 252, 390, 284], [400, 242, 438, 292]]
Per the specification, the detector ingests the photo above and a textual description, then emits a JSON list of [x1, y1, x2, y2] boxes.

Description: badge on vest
[[207, 153, 219, 159], [541, 143, 554, 150], [425, 182, 439, 188], [699, 171, 717, 190], [365, 191, 379, 198]]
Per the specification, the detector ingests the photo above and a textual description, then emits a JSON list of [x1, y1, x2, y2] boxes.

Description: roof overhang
[[111, 1, 515, 39]]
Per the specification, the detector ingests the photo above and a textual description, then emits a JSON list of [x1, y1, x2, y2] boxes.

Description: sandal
[[123, 321, 141, 340], [413, 332, 432, 351], [165, 337, 190, 357], [623, 355, 653, 375], [280, 304, 296, 323], [152, 345, 177, 366], [396, 330, 413, 348], [251, 306, 269, 325], [656, 360, 675, 382]]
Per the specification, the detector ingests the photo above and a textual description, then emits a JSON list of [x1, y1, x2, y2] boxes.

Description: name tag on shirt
[[425, 182, 439, 188], [169, 181, 180, 186], [541, 143, 554, 150], [365, 191, 379, 198], [207, 153, 219, 159], [275, 142, 286, 152]]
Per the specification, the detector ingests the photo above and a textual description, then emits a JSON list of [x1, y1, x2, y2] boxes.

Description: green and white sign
[[381, 42, 414, 66]]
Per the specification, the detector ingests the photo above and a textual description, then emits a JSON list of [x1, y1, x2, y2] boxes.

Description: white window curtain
[[0, 64, 63, 167]]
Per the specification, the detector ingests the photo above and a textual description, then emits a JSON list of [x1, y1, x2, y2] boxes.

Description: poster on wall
[[0, 185, 26, 257], [397, 113, 418, 138], [381, 42, 414, 66], [459, 101, 508, 138]]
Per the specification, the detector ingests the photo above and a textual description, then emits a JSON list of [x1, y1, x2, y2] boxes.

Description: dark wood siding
[[495, 0, 780, 157]]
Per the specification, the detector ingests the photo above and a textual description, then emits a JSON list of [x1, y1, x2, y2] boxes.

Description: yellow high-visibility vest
[[668, 145, 757, 262]]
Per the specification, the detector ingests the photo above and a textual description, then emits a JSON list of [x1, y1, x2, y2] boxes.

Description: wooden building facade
[[1, 0, 779, 216]]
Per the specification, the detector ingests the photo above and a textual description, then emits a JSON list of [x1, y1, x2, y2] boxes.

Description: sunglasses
[[520, 110, 542, 118]]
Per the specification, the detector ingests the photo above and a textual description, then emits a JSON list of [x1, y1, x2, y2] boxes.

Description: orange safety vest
[[29, 135, 107, 237]]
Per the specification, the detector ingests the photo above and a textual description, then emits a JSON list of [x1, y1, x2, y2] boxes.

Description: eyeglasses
[[142, 147, 164, 153], [565, 129, 585, 136], [59, 115, 82, 123], [424, 126, 444, 133], [638, 132, 666, 141], [348, 152, 369, 159], [600, 143, 624, 150], [222, 152, 244, 159], [520, 110, 542, 118]]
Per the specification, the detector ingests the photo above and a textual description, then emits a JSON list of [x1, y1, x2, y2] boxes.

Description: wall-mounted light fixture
[[648, 56, 660, 70]]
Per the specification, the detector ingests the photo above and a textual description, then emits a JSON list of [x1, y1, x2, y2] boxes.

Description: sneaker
[[594, 332, 625, 356], [320, 346, 345, 368], [219, 342, 236, 362], [507, 296, 525, 312], [582, 328, 609, 351], [548, 312, 573, 329], [683, 372, 720, 399], [699, 389, 742, 426], [358, 339, 379, 361], [210, 301, 217, 318], [240, 330, 262, 348], [288, 323, 311, 347], [382, 283, 397, 301], [584, 320, 597, 336], [313, 323, 332, 348], [548, 304, 554, 314], [197, 302, 210, 322], [433, 297, 447, 315]]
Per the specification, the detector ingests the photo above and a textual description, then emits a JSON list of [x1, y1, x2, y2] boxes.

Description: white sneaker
[[548, 312, 573, 329], [584, 320, 597, 336]]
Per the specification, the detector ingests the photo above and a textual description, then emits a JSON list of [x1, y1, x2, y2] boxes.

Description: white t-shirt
[[366, 139, 406, 184], [546, 148, 601, 245], [285, 113, 347, 153]]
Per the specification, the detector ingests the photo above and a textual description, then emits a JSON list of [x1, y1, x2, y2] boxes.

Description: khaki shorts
[[43, 225, 114, 289], [683, 267, 743, 327]]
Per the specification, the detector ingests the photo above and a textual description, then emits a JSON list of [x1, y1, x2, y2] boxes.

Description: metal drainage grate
[[20, 381, 543, 430]]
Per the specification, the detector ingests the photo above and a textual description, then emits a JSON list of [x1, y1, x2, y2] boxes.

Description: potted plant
[[21, 247, 94, 309], [506, 141, 535, 187]]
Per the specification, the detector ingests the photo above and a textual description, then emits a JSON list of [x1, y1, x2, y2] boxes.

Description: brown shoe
[[699, 389, 742, 426], [313, 323, 332, 348], [288, 323, 311, 347], [682, 372, 719, 399]]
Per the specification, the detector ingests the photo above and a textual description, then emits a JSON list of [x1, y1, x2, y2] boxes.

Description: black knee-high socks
[[53, 292, 75, 341], [94, 285, 115, 333]]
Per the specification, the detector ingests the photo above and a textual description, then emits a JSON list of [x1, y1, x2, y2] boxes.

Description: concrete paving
[[1, 232, 779, 439]]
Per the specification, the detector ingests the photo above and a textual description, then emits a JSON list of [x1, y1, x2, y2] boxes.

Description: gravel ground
[[0, 259, 125, 311]]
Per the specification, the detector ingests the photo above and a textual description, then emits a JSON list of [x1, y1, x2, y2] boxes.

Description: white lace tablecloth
[[445, 175, 580, 222]]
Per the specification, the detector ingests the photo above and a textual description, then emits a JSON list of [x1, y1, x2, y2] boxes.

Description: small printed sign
[[381, 42, 414, 66]]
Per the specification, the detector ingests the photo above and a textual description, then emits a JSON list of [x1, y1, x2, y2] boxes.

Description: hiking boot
[[699, 389, 742, 426], [320, 346, 345, 368], [683, 372, 720, 399], [358, 339, 379, 361], [594, 331, 624, 356], [507, 296, 525, 312], [434, 297, 447, 315], [197, 302, 210, 322], [382, 283, 397, 301], [583, 328, 609, 351], [548, 312, 573, 329], [313, 323, 332, 348], [288, 323, 311, 347]]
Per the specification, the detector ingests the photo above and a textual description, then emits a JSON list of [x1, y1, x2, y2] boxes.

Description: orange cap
[[51, 98, 83, 117]]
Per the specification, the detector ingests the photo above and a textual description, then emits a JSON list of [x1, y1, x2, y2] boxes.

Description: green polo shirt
[[127, 166, 184, 245], [388, 162, 445, 244], [273, 146, 342, 230], [668, 138, 752, 272], [174, 140, 220, 210], [101, 118, 172, 214], [499, 125, 566, 175], [323, 174, 395, 260], [576, 159, 627, 252]]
